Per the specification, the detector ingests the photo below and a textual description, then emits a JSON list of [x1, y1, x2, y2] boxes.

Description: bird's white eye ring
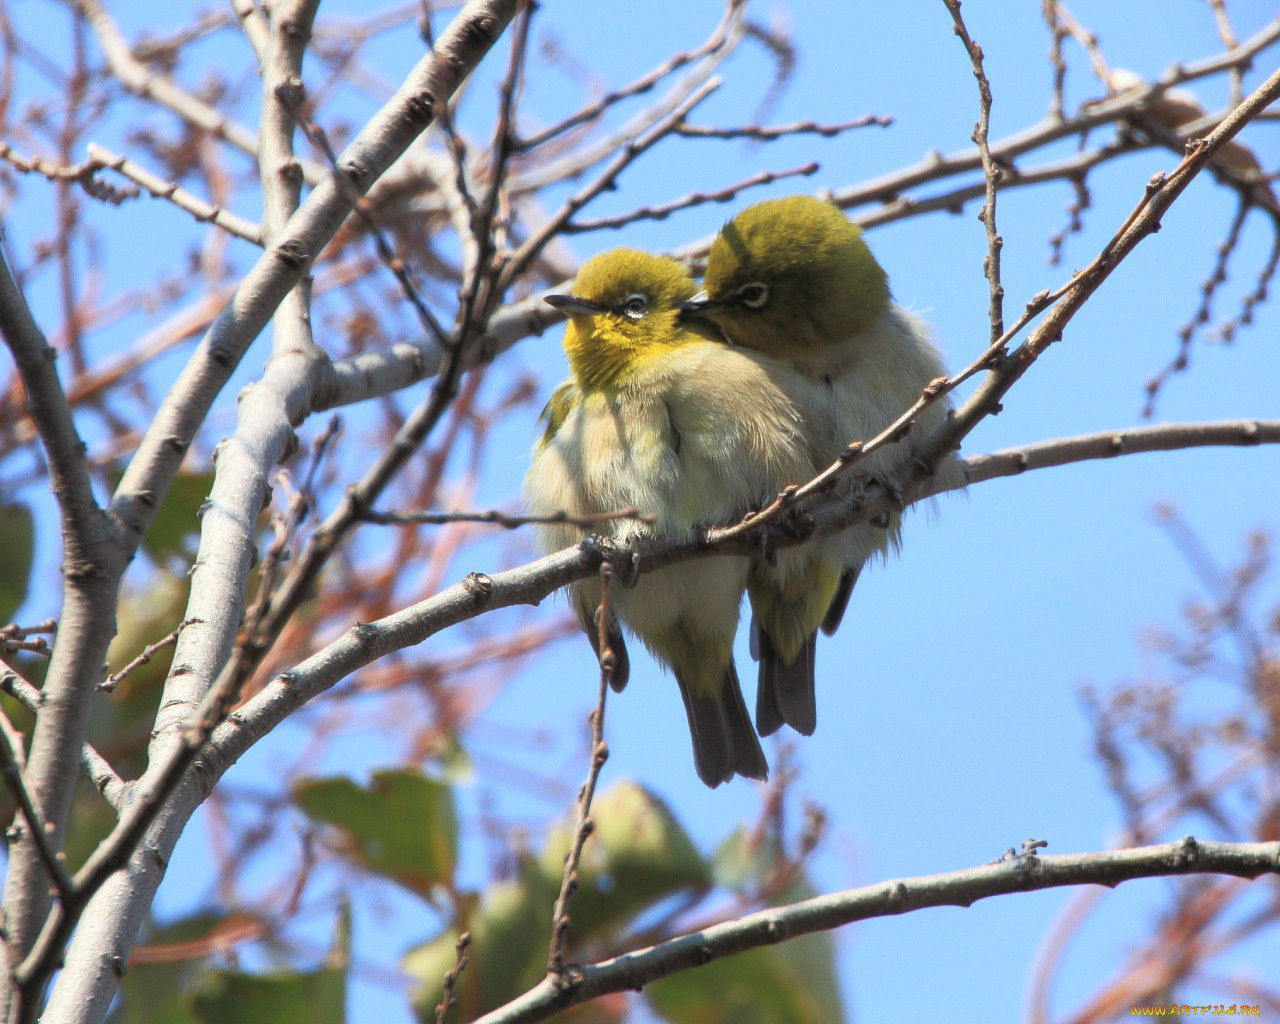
[[737, 282, 769, 309], [618, 293, 649, 319]]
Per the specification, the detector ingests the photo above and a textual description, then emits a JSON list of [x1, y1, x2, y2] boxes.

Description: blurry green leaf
[[435, 734, 474, 783], [537, 781, 710, 940], [647, 942, 839, 1024], [102, 571, 190, 723], [698, 830, 844, 1024], [108, 911, 231, 1024], [404, 860, 556, 1023], [710, 824, 778, 895], [408, 782, 711, 1022], [0, 503, 34, 624], [69, 572, 191, 869], [64, 793, 118, 873], [769, 876, 844, 1024], [187, 906, 348, 1024], [139, 471, 214, 565], [294, 768, 456, 896], [548, 999, 627, 1024], [189, 966, 345, 1024]]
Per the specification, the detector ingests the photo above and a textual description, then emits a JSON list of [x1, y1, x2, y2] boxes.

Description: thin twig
[[0, 621, 57, 641], [242, 417, 342, 641], [961, 420, 1280, 486], [1047, 173, 1091, 266], [674, 113, 891, 140], [1151, 197, 1251, 409], [564, 162, 818, 234], [827, 15, 1280, 217], [454, 0, 535, 344], [944, 0, 1006, 344], [514, 0, 744, 152], [915, 64, 1280, 495], [435, 932, 472, 1024], [1052, 1, 1111, 85], [85, 143, 264, 244], [0, 637, 51, 658], [363, 506, 654, 530], [0, 142, 136, 204], [0, 725, 72, 902], [507, 3, 744, 194], [419, 13, 481, 275], [547, 562, 614, 978], [276, 90, 449, 348], [98, 618, 199, 693], [1042, 0, 1068, 121], [501, 76, 720, 291], [1205, 0, 1243, 107], [1216, 224, 1280, 343], [0, 665, 125, 811]]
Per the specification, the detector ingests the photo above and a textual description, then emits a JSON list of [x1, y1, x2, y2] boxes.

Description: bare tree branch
[[194, 420, 1280, 783], [474, 838, 1280, 1024], [16, 3, 520, 1019], [943, 0, 1005, 343], [84, 143, 264, 244]]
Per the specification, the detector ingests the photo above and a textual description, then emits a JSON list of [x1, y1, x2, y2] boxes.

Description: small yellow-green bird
[[523, 248, 815, 787], [680, 194, 964, 738]]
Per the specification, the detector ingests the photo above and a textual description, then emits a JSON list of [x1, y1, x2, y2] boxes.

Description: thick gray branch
[[30, 4, 519, 1021], [0, 239, 127, 986]]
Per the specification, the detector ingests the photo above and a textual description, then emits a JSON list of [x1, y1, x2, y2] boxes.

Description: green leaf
[[293, 769, 457, 896], [189, 966, 345, 1024], [435, 734, 473, 783], [101, 571, 190, 727], [710, 824, 777, 895], [404, 860, 557, 1023], [139, 470, 214, 566], [186, 906, 349, 1024], [536, 781, 710, 940], [647, 942, 837, 1024], [769, 876, 845, 1024], [694, 829, 845, 1024], [0, 503, 34, 624], [108, 911, 231, 1024]]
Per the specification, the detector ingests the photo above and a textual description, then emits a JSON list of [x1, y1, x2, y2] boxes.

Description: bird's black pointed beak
[[544, 293, 604, 316], [677, 290, 726, 320]]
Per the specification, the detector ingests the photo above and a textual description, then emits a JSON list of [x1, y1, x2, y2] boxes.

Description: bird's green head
[[681, 195, 889, 359], [548, 248, 712, 390]]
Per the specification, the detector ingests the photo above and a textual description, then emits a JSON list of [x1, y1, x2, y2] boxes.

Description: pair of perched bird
[[523, 195, 962, 788]]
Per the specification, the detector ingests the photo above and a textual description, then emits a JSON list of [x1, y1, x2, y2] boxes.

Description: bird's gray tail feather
[[677, 663, 769, 788], [754, 624, 817, 737]]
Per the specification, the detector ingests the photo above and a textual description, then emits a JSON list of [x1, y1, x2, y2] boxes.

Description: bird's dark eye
[[737, 282, 769, 309], [618, 293, 649, 319]]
